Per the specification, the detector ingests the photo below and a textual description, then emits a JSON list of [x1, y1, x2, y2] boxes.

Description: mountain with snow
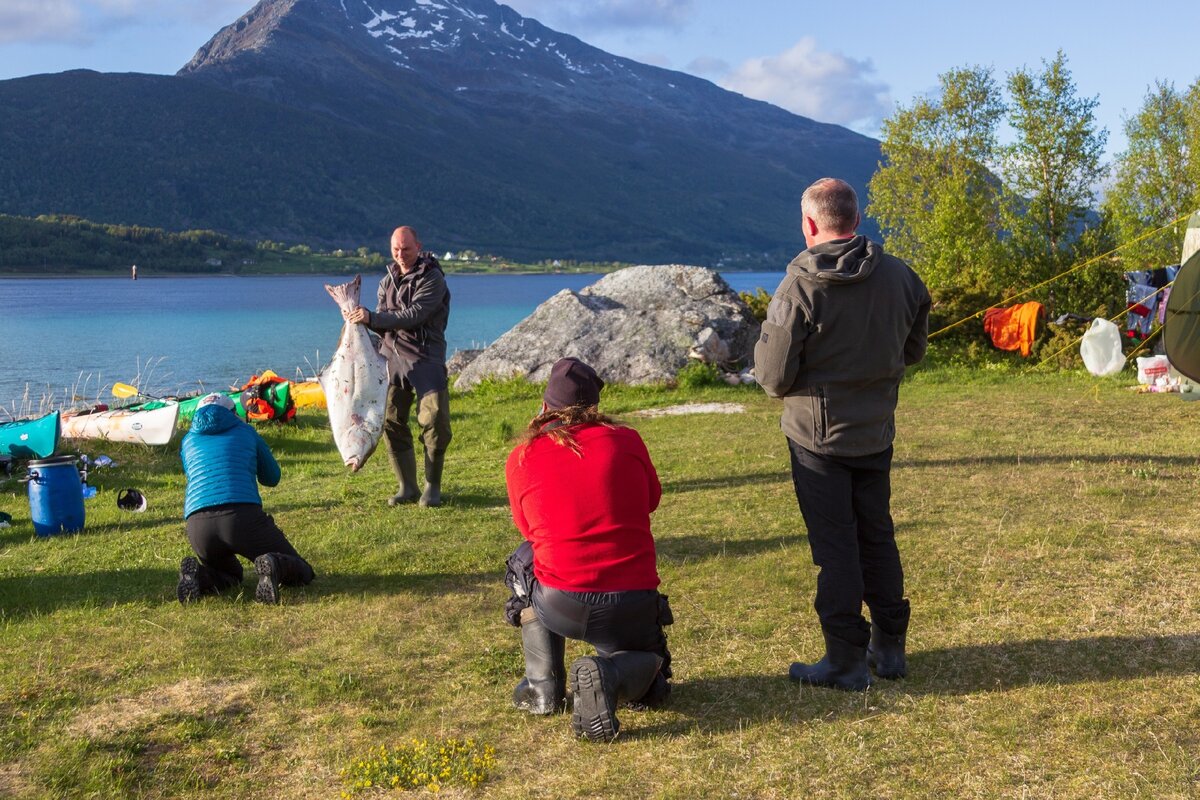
[[0, 0, 881, 264]]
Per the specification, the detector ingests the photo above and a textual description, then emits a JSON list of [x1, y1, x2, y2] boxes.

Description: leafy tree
[[1105, 80, 1200, 269], [867, 66, 1008, 292], [1002, 51, 1108, 283], [1050, 211, 1123, 317]]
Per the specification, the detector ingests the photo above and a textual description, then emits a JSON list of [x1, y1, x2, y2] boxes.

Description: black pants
[[186, 503, 315, 591], [532, 584, 672, 679], [787, 440, 909, 647]]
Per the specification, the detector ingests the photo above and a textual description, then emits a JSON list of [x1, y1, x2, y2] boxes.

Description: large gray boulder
[[454, 265, 760, 389]]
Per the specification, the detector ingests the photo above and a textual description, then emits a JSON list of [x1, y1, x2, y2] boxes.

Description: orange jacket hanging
[[983, 302, 1044, 357]]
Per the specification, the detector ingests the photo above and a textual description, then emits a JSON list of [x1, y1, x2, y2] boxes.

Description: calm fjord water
[[0, 271, 781, 411]]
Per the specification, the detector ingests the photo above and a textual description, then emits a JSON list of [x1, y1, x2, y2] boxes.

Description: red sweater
[[505, 423, 662, 592]]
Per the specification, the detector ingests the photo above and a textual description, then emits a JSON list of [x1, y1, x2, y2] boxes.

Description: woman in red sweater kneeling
[[504, 358, 672, 742]]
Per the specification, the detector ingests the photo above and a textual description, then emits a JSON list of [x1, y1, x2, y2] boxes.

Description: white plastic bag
[[1079, 318, 1125, 376], [1136, 354, 1171, 385]]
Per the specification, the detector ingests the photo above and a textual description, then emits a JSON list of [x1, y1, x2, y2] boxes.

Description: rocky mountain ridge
[[0, 0, 882, 265]]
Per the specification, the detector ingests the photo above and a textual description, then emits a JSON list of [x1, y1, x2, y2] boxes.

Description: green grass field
[[1, 370, 1198, 799]]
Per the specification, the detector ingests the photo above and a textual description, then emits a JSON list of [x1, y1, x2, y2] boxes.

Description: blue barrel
[[26, 455, 86, 536]]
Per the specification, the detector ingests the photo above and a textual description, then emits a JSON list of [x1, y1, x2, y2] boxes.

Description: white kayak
[[61, 402, 180, 446]]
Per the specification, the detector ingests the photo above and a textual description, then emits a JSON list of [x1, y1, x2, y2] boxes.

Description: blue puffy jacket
[[181, 405, 281, 518]]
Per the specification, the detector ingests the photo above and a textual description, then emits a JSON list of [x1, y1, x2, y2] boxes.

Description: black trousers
[[787, 440, 909, 647], [532, 584, 672, 679], [186, 503, 315, 591]]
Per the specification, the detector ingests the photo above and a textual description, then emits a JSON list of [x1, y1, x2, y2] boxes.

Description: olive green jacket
[[753, 236, 929, 456]]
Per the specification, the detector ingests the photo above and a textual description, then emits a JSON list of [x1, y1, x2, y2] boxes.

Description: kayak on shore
[[0, 410, 60, 458], [291, 380, 326, 409], [61, 403, 180, 446], [127, 370, 304, 423]]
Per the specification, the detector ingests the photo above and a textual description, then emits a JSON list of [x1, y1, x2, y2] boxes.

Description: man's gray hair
[[801, 178, 859, 235]]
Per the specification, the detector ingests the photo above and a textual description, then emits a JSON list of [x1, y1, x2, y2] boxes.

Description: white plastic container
[[1136, 354, 1171, 385]]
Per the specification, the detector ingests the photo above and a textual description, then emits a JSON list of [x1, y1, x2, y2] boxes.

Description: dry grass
[[1, 371, 1199, 798]]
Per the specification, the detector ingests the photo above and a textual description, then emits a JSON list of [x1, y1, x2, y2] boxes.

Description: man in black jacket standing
[[754, 178, 930, 690], [344, 226, 452, 507]]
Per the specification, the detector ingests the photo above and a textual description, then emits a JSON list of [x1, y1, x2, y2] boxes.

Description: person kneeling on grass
[[503, 358, 673, 742], [176, 393, 314, 605]]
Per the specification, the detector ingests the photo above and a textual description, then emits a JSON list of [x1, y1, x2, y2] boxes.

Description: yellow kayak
[[292, 380, 327, 409]]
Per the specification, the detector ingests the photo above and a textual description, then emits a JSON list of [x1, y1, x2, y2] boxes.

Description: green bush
[[1031, 322, 1087, 369], [739, 288, 771, 322], [675, 361, 723, 388]]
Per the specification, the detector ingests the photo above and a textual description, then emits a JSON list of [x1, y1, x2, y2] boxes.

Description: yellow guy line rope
[[928, 211, 1193, 340], [1024, 284, 1163, 373], [1023, 279, 1200, 374]]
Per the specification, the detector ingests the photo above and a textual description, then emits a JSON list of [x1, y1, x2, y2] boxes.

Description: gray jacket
[[754, 235, 929, 457], [369, 252, 451, 391]]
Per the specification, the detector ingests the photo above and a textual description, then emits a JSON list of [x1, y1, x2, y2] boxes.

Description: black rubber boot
[[177, 556, 215, 604], [789, 629, 873, 691], [253, 554, 281, 604], [419, 449, 446, 508], [570, 651, 661, 742], [866, 624, 907, 679], [273, 552, 316, 585], [512, 616, 566, 715], [627, 673, 671, 710], [387, 449, 420, 506]]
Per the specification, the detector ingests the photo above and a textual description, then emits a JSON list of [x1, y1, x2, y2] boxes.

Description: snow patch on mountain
[[342, 0, 616, 77]]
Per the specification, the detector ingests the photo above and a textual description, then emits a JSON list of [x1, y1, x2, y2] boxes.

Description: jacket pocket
[[814, 387, 828, 442]]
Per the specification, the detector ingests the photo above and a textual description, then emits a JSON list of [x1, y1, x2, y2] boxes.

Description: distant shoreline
[[0, 269, 621, 279], [0, 266, 769, 279]]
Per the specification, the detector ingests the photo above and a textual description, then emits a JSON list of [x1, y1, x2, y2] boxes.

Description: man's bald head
[[391, 226, 422, 273]]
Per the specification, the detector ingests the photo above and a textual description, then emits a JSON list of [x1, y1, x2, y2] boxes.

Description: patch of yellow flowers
[[340, 737, 496, 795]]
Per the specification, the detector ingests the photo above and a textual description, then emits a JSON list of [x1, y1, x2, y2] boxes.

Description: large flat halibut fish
[[320, 275, 390, 472]]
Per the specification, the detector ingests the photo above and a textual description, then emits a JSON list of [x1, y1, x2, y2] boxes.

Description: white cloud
[[504, 0, 694, 32], [0, 0, 252, 44], [719, 37, 892, 133], [178, 0, 255, 25], [89, 0, 253, 24], [0, 1, 84, 44]]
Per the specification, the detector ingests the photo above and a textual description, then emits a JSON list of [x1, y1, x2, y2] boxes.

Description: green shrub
[[675, 361, 723, 388], [739, 288, 771, 322], [1031, 322, 1086, 369]]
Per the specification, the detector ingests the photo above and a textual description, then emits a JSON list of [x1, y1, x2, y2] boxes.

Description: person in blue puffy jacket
[[177, 393, 314, 604]]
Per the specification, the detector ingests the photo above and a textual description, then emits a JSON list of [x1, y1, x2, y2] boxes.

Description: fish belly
[[321, 324, 390, 471]]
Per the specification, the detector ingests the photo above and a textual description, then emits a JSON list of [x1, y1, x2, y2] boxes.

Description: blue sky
[[1, 0, 1197, 162]]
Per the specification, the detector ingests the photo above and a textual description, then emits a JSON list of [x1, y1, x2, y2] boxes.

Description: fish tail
[[324, 274, 363, 308]]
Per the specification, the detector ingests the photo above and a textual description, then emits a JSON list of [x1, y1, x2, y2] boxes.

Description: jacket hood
[[787, 235, 880, 284], [386, 251, 441, 284], [191, 404, 240, 434]]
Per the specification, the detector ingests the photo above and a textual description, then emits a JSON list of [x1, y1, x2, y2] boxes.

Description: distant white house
[[552, 259, 561, 267], [206, 257, 223, 267], [443, 251, 457, 261]]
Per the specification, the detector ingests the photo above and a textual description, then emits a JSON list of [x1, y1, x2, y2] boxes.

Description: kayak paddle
[[112, 382, 158, 399]]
